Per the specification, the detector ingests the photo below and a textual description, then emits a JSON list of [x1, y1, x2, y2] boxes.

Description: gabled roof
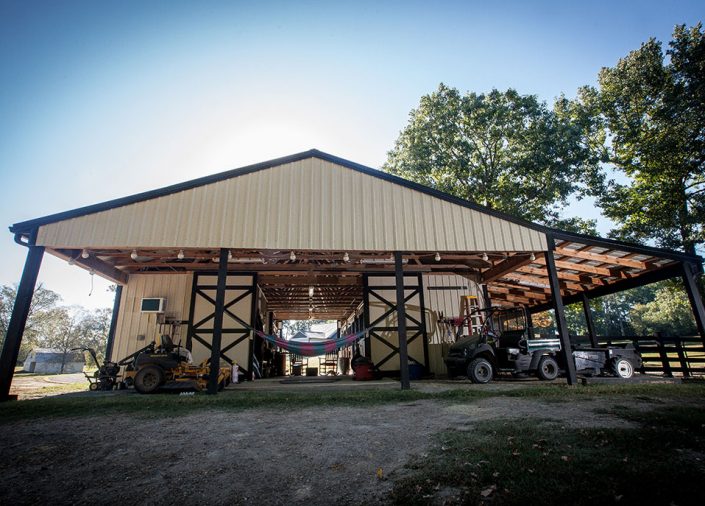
[[10, 149, 541, 234], [10, 149, 699, 264]]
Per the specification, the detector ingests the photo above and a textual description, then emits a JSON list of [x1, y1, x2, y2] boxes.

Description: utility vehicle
[[444, 306, 562, 383]]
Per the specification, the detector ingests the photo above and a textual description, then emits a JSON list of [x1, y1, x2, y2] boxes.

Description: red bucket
[[353, 363, 376, 381]]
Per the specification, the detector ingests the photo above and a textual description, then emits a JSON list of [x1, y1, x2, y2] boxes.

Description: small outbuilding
[[22, 348, 85, 374]]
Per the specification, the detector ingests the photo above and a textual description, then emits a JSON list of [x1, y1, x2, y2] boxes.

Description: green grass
[[1, 382, 704, 424], [389, 405, 705, 505]]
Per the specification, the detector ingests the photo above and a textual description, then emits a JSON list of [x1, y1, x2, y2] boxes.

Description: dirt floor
[[0, 376, 692, 505]]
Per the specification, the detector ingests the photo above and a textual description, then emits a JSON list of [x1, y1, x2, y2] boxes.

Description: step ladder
[[459, 295, 484, 336]]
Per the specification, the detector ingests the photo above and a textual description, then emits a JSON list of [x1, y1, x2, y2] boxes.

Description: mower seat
[[160, 334, 175, 352]]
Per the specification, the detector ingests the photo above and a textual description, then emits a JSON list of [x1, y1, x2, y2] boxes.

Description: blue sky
[[1, 0, 703, 309]]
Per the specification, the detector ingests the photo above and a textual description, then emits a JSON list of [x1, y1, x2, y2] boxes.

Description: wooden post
[[207, 248, 229, 394], [0, 244, 44, 401], [581, 293, 598, 347], [105, 285, 123, 362], [544, 236, 577, 385], [394, 252, 411, 390], [681, 262, 705, 349]]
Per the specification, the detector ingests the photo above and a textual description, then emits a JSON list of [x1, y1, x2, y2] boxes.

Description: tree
[[384, 84, 603, 226], [630, 282, 697, 336], [0, 284, 62, 361], [587, 24, 705, 255]]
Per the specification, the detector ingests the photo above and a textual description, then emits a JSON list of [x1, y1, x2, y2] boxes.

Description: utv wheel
[[467, 358, 493, 384], [537, 356, 559, 381], [612, 358, 634, 379], [134, 365, 164, 394]]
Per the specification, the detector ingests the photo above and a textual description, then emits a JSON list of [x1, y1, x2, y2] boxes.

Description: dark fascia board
[[9, 148, 702, 265]]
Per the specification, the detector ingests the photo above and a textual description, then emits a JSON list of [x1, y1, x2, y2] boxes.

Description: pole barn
[[2, 150, 704, 400]]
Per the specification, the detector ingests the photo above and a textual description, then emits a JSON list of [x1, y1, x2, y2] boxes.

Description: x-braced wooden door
[[363, 273, 429, 374], [187, 272, 258, 376]]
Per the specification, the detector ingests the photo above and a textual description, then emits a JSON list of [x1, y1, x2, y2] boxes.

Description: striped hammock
[[256, 329, 366, 357]]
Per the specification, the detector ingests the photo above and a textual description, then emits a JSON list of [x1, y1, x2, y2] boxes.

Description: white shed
[[23, 348, 85, 374]]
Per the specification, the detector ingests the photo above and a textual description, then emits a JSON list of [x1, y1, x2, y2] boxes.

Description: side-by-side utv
[[443, 305, 642, 383], [444, 306, 562, 383]]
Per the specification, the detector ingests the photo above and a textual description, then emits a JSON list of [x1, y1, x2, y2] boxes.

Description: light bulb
[[228, 250, 233, 260], [434, 252, 441, 262], [177, 250, 185, 260], [343, 252, 349, 262], [481, 252, 489, 262], [530, 252, 536, 261], [308, 286, 314, 297], [81, 249, 90, 259], [289, 251, 296, 261], [130, 250, 138, 260]]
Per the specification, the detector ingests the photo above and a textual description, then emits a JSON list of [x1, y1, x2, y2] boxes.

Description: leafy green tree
[[0, 284, 62, 361], [384, 84, 603, 226], [630, 282, 697, 336], [586, 23, 705, 255]]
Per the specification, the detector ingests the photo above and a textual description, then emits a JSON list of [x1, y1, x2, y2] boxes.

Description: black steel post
[[207, 248, 229, 394], [544, 237, 577, 385], [394, 252, 411, 390], [682, 262, 705, 349], [482, 284, 491, 308], [581, 293, 598, 347], [0, 245, 44, 401], [105, 285, 123, 362]]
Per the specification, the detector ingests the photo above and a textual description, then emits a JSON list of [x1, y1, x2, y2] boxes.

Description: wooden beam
[[481, 255, 533, 283], [517, 265, 609, 287], [488, 286, 549, 300], [554, 246, 651, 270], [54, 249, 129, 285], [501, 273, 587, 292], [533, 257, 635, 278]]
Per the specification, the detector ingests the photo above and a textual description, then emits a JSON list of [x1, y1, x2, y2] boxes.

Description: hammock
[[256, 329, 366, 357]]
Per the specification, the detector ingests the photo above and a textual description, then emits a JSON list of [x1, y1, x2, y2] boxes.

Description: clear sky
[[1, 0, 703, 310]]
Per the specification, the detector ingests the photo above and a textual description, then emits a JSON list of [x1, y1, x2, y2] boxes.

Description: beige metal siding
[[423, 274, 481, 376], [36, 158, 547, 252], [367, 275, 425, 371], [189, 274, 254, 367], [112, 273, 192, 364]]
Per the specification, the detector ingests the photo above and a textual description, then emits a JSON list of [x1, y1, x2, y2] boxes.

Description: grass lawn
[[389, 404, 705, 505], [1, 382, 703, 424]]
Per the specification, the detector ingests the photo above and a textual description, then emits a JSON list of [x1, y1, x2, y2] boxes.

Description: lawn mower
[[72, 347, 122, 391], [119, 334, 232, 394]]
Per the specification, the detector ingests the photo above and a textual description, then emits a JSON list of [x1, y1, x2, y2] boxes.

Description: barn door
[[363, 274, 429, 374], [187, 273, 258, 375]]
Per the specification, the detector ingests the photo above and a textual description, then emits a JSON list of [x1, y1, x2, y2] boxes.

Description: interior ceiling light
[[177, 249, 185, 260], [343, 252, 350, 262], [228, 250, 233, 260], [530, 252, 536, 261], [434, 252, 441, 262], [289, 251, 296, 261], [481, 252, 489, 262], [308, 286, 314, 297], [81, 249, 90, 259], [130, 249, 138, 260]]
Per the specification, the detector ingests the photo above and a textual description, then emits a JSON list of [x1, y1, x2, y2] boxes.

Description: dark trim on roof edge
[[9, 149, 702, 265]]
